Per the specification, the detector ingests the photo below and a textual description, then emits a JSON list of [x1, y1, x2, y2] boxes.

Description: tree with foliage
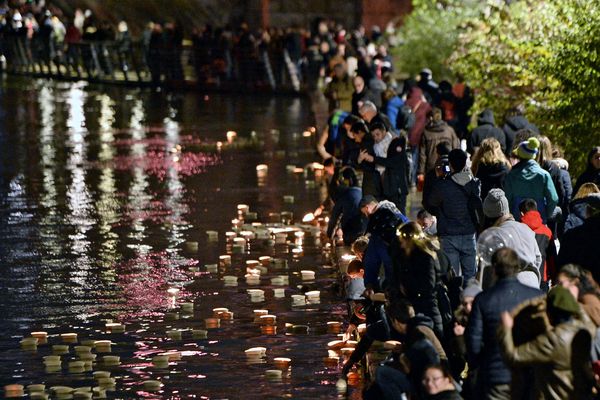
[[449, 0, 600, 173], [391, 0, 483, 81]]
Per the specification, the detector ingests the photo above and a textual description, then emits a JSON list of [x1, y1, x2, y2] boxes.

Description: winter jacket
[[393, 245, 443, 336], [475, 162, 510, 201], [521, 211, 552, 281], [542, 160, 572, 217], [406, 87, 432, 148], [418, 120, 460, 175], [558, 216, 600, 283], [502, 115, 540, 155], [352, 88, 380, 115], [363, 201, 409, 290], [477, 218, 543, 270], [504, 160, 559, 223], [384, 95, 404, 132], [324, 75, 353, 112], [466, 277, 542, 387], [564, 198, 589, 233], [499, 316, 594, 400], [426, 390, 464, 400], [326, 186, 366, 245], [428, 171, 481, 236], [574, 168, 600, 196], [373, 137, 410, 209], [469, 109, 506, 153]]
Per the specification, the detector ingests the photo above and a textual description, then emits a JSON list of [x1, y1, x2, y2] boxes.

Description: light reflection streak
[[127, 100, 151, 252], [65, 83, 93, 305], [96, 93, 119, 268]]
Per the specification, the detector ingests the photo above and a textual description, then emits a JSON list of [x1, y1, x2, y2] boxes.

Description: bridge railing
[[0, 34, 306, 92]]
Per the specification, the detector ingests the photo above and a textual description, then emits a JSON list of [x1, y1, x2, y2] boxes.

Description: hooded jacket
[[504, 159, 559, 223], [469, 109, 506, 153], [564, 198, 589, 233], [418, 120, 460, 175], [521, 210, 552, 281], [475, 162, 510, 201], [385, 95, 404, 132], [406, 87, 432, 147], [428, 171, 481, 236], [558, 215, 600, 282], [499, 313, 594, 400], [502, 115, 540, 155]]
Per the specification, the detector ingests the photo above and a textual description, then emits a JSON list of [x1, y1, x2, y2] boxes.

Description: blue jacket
[[326, 186, 365, 245], [465, 277, 542, 386], [428, 171, 481, 236], [385, 95, 404, 133], [504, 160, 558, 222], [363, 234, 394, 290]]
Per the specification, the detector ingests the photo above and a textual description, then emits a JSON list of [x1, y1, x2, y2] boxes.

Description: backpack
[[396, 104, 416, 132], [454, 180, 485, 233]]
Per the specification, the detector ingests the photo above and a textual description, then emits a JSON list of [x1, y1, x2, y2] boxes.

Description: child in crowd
[[519, 198, 553, 285], [346, 259, 367, 300], [351, 235, 370, 261]]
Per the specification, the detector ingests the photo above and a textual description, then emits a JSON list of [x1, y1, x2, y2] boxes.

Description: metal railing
[[0, 34, 305, 92]]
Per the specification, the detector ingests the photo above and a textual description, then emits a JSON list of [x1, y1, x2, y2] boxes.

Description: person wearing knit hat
[[477, 189, 542, 289], [482, 188, 510, 219], [504, 136, 558, 223], [513, 137, 540, 160]]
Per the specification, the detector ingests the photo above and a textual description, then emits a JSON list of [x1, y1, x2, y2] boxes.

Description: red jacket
[[406, 87, 432, 148], [521, 211, 552, 239], [521, 210, 553, 280]]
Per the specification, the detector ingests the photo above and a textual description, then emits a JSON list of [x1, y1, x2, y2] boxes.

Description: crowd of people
[[317, 59, 600, 399], [1, 2, 399, 90]]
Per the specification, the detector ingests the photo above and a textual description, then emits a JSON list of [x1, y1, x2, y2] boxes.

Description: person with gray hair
[[359, 101, 394, 133]]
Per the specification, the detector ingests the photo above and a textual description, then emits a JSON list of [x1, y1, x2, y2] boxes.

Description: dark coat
[[352, 88, 380, 115], [543, 160, 572, 216], [392, 244, 443, 336], [563, 198, 589, 233], [558, 215, 600, 283], [427, 390, 464, 400], [574, 168, 600, 196], [326, 186, 366, 245], [475, 162, 510, 201], [374, 137, 410, 210], [502, 115, 540, 155], [465, 277, 542, 386], [428, 172, 481, 236], [469, 109, 506, 153]]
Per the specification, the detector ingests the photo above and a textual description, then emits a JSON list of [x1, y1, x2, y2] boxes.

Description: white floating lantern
[[300, 270, 316, 281]]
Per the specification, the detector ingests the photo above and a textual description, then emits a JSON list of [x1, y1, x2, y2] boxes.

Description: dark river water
[[0, 78, 356, 398]]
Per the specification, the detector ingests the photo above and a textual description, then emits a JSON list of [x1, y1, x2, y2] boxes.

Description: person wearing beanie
[[558, 193, 600, 282], [499, 285, 595, 400], [504, 137, 559, 223], [428, 149, 481, 282], [477, 189, 542, 288]]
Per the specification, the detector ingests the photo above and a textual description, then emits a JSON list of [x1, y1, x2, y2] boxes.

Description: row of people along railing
[[0, 34, 304, 92]]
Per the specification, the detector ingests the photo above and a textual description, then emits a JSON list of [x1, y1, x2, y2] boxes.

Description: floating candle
[[152, 355, 170, 368], [68, 361, 85, 373], [5, 384, 24, 398], [300, 270, 316, 281], [20, 337, 38, 349], [105, 323, 125, 333], [61, 333, 78, 343], [206, 230, 219, 241], [273, 357, 291, 369], [166, 330, 182, 341], [205, 318, 220, 329], [192, 329, 208, 339], [265, 369, 283, 380], [185, 241, 198, 252], [180, 303, 194, 313], [143, 380, 163, 392], [101, 356, 120, 366], [259, 315, 276, 325], [30, 331, 48, 344], [273, 288, 286, 298], [52, 344, 69, 355]]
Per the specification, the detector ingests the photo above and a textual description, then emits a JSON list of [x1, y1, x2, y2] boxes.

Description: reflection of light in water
[[127, 100, 150, 252], [96, 93, 119, 267], [65, 84, 93, 296], [162, 113, 188, 251]]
